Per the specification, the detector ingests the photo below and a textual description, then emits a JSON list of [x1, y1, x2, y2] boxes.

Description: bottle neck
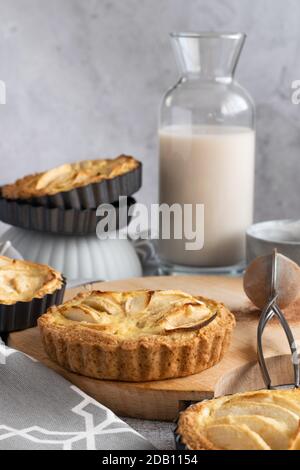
[[171, 32, 245, 84], [180, 72, 234, 84]]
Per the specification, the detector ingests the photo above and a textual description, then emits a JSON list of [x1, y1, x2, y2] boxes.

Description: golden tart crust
[[177, 389, 300, 450], [38, 289, 235, 382], [2, 155, 140, 200], [0, 256, 63, 305]]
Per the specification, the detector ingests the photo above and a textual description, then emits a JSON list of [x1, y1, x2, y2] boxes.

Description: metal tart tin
[[174, 429, 189, 450], [0, 276, 66, 333], [24, 163, 142, 209], [0, 193, 136, 236], [174, 401, 193, 450]]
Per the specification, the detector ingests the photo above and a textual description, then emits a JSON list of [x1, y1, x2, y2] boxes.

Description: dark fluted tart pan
[[0, 277, 66, 333], [0, 193, 136, 236]]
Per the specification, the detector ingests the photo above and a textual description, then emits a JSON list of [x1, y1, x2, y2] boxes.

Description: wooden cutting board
[[8, 276, 300, 421]]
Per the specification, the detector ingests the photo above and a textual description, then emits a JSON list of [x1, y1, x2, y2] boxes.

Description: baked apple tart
[[38, 289, 235, 382], [0, 256, 63, 304], [0, 256, 65, 332], [2, 155, 140, 200], [176, 389, 300, 450]]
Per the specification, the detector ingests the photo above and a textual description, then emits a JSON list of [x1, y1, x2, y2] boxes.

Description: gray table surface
[[123, 417, 175, 450]]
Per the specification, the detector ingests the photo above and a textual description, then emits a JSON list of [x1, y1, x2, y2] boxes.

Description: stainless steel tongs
[[256, 249, 300, 390]]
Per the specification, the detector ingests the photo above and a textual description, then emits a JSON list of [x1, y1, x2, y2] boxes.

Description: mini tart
[[38, 289, 235, 382], [0, 255, 63, 304], [176, 389, 300, 451], [2, 155, 141, 210], [0, 256, 65, 332]]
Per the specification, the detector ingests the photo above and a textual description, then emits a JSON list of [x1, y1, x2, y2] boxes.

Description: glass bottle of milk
[[158, 32, 255, 274]]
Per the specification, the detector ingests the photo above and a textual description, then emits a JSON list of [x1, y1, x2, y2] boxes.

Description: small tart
[[38, 289, 235, 382], [0, 256, 63, 305], [177, 389, 300, 450], [2, 155, 140, 200]]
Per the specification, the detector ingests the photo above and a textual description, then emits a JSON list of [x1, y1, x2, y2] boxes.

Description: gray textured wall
[[0, 0, 300, 221]]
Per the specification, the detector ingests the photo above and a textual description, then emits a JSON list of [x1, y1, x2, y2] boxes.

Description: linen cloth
[[0, 340, 154, 450]]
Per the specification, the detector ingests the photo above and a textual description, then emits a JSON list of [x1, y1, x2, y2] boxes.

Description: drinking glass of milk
[[158, 32, 255, 274]]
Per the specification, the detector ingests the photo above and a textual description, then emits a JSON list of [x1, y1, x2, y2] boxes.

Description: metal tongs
[[244, 250, 300, 390], [256, 249, 300, 390]]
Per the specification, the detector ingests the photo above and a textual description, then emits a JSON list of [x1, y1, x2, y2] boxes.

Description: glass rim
[[170, 31, 246, 40]]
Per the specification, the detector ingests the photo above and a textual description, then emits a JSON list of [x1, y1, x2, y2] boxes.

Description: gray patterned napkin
[[0, 340, 154, 450]]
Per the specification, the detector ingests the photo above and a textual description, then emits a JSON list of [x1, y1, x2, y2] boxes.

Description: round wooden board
[[8, 276, 300, 421]]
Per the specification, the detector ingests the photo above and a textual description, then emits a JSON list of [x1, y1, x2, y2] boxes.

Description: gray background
[[0, 0, 300, 221]]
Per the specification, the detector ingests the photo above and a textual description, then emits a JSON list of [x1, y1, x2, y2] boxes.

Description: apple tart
[[0, 256, 65, 332], [38, 289, 235, 382], [2, 155, 141, 209], [176, 389, 300, 450]]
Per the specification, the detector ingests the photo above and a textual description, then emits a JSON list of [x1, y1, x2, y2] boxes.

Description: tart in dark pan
[[2, 155, 142, 209]]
